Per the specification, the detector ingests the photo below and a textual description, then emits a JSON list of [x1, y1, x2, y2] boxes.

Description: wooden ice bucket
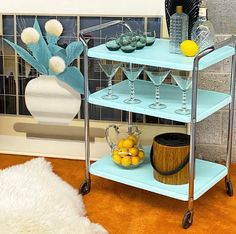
[[150, 133, 190, 185]]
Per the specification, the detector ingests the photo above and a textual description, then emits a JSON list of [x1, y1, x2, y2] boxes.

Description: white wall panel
[[0, 0, 165, 16]]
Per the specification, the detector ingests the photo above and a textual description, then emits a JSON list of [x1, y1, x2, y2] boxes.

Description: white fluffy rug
[[0, 158, 107, 234]]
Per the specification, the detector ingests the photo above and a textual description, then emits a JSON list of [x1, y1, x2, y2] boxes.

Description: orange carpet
[[0, 154, 235, 234]]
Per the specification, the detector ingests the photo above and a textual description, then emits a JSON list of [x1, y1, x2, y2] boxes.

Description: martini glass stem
[[129, 80, 135, 101], [155, 85, 160, 106], [182, 90, 187, 111], [107, 76, 113, 97]]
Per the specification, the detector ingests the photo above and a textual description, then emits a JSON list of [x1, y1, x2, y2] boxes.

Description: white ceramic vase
[[25, 75, 81, 125]]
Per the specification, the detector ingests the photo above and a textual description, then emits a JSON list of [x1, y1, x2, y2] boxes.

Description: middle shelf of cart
[[90, 147, 228, 201], [89, 79, 231, 123]]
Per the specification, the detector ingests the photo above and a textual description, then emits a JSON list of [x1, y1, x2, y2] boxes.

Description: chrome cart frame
[[78, 20, 132, 195], [183, 36, 236, 228], [78, 20, 236, 229]]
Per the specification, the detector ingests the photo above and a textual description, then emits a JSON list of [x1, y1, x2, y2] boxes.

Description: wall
[[0, 0, 165, 16], [0, 0, 167, 35], [0, 0, 176, 159], [0, 0, 235, 162], [196, 0, 236, 162]]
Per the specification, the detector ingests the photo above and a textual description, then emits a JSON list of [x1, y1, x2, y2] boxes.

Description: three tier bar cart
[[79, 20, 236, 228]]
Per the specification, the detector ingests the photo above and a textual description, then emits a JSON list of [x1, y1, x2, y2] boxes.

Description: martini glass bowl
[[98, 60, 121, 100], [171, 72, 192, 115], [122, 63, 144, 104], [145, 67, 170, 109]]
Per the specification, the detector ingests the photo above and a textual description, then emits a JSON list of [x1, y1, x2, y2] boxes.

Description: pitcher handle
[[105, 125, 119, 149]]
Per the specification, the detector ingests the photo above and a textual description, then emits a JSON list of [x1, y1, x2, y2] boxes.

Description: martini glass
[[122, 63, 144, 104], [145, 68, 170, 109], [98, 60, 121, 100], [171, 73, 192, 115]]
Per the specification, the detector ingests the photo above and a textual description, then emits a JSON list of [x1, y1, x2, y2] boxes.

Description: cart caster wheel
[[225, 179, 233, 197], [182, 210, 193, 229], [79, 180, 91, 195]]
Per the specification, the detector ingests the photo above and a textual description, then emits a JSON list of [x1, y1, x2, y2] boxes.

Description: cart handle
[[195, 35, 236, 61], [80, 20, 132, 37], [150, 146, 189, 176]]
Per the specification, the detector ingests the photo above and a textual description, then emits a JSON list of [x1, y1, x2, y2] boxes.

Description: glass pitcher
[[105, 124, 145, 168]]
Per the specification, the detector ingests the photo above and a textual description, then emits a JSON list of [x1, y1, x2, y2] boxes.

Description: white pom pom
[[21, 27, 40, 45], [49, 56, 66, 74], [45, 19, 63, 37]]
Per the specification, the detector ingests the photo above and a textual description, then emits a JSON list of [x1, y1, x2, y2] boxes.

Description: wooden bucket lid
[[153, 133, 190, 147]]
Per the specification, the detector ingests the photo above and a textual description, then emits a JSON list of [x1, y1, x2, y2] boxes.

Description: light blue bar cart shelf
[[89, 79, 231, 123], [90, 147, 228, 201], [88, 38, 234, 71]]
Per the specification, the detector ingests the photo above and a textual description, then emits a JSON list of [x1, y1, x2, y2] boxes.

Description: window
[[0, 14, 184, 126]]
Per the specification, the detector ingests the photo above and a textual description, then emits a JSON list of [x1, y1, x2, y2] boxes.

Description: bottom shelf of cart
[[90, 149, 227, 201]]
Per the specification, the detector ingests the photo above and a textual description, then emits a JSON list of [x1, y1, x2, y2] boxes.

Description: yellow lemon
[[112, 154, 121, 164], [118, 139, 125, 148], [119, 148, 129, 156], [123, 139, 134, 148], [180, 40, 199, 57], [138, 150, 145, 160], [112, 149, 119, 155], [128, 135, 138, 145], [131, 156, 140, 166], [129, 147, 139, 157], [121, 156, 131, 167]]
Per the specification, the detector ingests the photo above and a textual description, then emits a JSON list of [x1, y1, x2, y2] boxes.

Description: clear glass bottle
[[169, 6, 189, 54], [191, 5, 215, 52]]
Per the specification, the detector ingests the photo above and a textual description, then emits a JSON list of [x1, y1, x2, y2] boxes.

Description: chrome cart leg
[[127, 65, 132, 132], [78, 20, 132, 195], [128, 112, 132, 124], [183, 130, 195, 229], [225, 50, 236, 197], [182, 60, 199, 229], [79, 37, 91, 195]]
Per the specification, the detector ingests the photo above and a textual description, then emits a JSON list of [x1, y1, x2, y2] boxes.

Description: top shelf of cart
[[88, 39, 234, 71]]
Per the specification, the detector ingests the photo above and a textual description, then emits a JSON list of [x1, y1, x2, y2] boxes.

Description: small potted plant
[[4, 18, 84, 125]]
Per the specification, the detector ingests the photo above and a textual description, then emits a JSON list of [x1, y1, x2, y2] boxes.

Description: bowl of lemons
[[105, 124, 145, 168]]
